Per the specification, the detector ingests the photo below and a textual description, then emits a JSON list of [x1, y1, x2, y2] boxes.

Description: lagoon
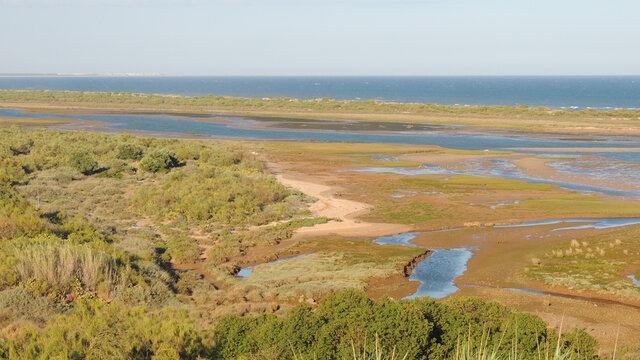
[[2, 108, 640, 161]]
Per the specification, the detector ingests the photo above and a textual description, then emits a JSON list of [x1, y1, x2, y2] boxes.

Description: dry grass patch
[[209, 235, 424, 301], [524, 225, 640, 297]]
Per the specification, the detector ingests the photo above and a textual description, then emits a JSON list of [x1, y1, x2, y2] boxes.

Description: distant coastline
[[3, 89, 640, 135], [0, 73, 163, 78], [0, 76, 638, 109]]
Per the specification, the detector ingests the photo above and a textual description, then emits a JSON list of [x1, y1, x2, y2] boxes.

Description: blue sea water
[[1, 76, 639, 109]]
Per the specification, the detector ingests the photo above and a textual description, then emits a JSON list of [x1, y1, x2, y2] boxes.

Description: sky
[[1, 0, 639, 76]]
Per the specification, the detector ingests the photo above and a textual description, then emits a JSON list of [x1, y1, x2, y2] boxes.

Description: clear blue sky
[[1, 0, 639, 76]]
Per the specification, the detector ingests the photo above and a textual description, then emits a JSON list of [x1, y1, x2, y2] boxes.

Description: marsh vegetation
[[0, 125, 611, 358]]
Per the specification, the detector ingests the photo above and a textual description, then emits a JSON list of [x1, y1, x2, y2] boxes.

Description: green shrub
[[9, 138, 34, 155], [0, 158, 27, 184], [562, 329, 599, 360], [4, 301, 214, 359], [99, 159, 136, 178], [166, 235, 201, 264], [132, 167, 292, 226], [175, 271, 202, 295], [213, 290, 599, 360], [67, 150, 99, 175], [0, 182, 43, 240], [115, 143, 144, 160], [139, 149, 180, 173], [0, 287, 67, 323]]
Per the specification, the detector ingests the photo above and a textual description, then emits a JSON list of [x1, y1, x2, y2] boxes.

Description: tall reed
[[12, 242, 122, 294]]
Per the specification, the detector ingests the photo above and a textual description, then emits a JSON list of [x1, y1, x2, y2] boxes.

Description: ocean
[[0, 76, 638, 110]]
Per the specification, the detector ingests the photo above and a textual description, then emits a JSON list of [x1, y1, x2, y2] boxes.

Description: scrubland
[[0, 126, 607, 359]]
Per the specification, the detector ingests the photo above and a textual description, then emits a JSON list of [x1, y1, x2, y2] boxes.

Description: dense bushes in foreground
[[0, 290, 597, 360], [1, 300, 215, 359], [214, 290, 598, 360]]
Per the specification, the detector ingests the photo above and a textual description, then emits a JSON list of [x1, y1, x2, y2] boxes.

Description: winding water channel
[[373, 217, 640, 299], [343, 164, 640, 198], [4, 108, 640, 298]]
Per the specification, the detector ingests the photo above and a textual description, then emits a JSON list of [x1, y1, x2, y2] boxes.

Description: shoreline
[[1, 81, 639, 111], [2, 89, 640, 134]]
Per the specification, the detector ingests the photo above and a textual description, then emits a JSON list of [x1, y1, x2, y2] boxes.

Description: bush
[[166, 235, 201, 264], [4, 301, 214, 359], [99, 159, 136, 178], [0, 182, 43, 240], [115, 143, 144, 160], [562, 329, 599, 359], [9, 138, 34, 155], [67, 150, 99, 175], [213, 289, 599, 360], [0, 287, 66, 323], [132, 167, 293, 226], [139, 149, 180, 173], [0, 158, 27, 184]]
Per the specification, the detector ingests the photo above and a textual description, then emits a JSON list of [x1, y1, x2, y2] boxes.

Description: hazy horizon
[[1, 0, 639, 76], [2, 74, 640, 78]]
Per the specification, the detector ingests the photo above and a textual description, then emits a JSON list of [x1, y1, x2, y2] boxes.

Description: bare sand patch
[[276, 173, 410, 237]]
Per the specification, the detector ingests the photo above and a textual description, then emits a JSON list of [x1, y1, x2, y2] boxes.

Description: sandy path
[[275, 173, 410, 237]]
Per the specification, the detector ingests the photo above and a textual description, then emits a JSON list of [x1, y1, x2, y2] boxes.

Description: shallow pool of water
[[403, 248, 474, 299], [374, 232, 420, 247], [342, 164, 640, 198], [495, 217, 640, 231], [628, 274, 640, 287], [373, 232, 473, 298], [548, 157, 640, 189]]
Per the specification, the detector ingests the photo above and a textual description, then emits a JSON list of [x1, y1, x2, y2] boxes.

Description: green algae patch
[[514, 195, 640, 216], [400, 175, 555, 192]]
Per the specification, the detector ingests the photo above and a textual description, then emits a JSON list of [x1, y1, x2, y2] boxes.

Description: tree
[[67, 151, 98, 175], [139, 149, 179, 173], [115, 143, 144, 160]]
